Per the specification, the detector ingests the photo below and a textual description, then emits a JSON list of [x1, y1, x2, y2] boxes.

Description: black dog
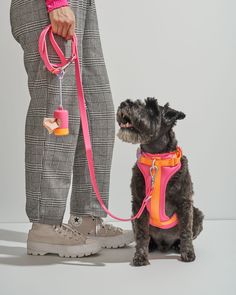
[[116, 97, 204, 266]]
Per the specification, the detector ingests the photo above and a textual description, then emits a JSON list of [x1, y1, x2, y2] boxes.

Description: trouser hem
[[70, 210, 107, 218], [29, 218, 63, 225]]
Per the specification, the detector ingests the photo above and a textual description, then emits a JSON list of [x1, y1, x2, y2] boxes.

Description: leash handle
[[39, 24, 148, 222]]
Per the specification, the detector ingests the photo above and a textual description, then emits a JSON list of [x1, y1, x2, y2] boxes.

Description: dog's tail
[[192, 207, 204, 239]]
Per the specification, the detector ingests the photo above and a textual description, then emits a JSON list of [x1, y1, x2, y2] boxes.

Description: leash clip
[[150, 159, 158, 188], [60, 54, 76, 72]]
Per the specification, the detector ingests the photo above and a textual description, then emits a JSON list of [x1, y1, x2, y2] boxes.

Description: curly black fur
[[116, 97, 204, 266]]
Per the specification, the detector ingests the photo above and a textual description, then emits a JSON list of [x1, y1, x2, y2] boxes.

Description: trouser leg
[[70, 0, 116, 217], [10, 0, 87, 224]]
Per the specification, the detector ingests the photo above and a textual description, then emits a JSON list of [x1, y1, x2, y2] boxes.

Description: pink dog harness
[[136, 146, 182, 228], [39, 25, 182, 225]]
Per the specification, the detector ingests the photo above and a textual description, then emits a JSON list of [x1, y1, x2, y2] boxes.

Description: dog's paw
[[132, 251, 150, 267], [180, 249, 196, 262]]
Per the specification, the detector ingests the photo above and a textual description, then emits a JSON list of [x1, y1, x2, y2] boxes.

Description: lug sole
[[27, 240, 101, 258], [89, 233, 134, 249]]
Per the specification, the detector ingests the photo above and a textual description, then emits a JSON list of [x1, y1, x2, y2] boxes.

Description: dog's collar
[[136, 146, 183, 167]]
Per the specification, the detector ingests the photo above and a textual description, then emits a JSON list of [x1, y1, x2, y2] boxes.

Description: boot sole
[[91, 231, 134, 249], [27, 240, 101, 258]]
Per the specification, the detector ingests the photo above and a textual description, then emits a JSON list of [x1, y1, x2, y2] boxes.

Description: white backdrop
[[0, 0, 235, 222]]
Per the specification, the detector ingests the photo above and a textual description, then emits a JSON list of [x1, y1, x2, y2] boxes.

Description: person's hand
[[49, 6, 75, 40]]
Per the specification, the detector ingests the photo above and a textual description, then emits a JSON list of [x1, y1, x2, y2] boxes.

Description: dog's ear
[[162, 102, 186, 126], [145, 97, 160, 116]]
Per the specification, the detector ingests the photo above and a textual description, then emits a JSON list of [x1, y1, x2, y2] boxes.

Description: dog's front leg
[[132, 210, 150, 266], [176, 200, 196, 262], [130, 164, 150, 266], [131, 164, 150, 266]]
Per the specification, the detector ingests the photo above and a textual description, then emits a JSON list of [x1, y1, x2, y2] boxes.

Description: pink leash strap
[[39, 24, 149, 222]]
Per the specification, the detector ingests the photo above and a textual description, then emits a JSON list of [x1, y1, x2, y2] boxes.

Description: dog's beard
[[116, 128, 142, 144]]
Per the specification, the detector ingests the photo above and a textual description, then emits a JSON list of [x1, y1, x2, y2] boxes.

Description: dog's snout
[[118, 111, 130, 124], [122, 115, 131, 123]]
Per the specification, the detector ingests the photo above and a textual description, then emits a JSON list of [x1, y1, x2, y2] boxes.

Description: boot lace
[[95, 217, 123, 235], [53, 223, 86, 242]]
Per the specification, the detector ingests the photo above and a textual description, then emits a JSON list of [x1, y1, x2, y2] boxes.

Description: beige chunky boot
[[68, 215, 134, 249], [27, 223, 101, 257]]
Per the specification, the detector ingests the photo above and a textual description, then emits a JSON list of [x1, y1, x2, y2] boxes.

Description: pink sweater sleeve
[[45, 0, 69, 12]]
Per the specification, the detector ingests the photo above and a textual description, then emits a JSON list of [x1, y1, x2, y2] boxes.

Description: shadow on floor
[[0, 228, 180, 267]]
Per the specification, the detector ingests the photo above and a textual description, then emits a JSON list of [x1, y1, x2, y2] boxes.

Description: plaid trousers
[[10, 0, 115, 224]]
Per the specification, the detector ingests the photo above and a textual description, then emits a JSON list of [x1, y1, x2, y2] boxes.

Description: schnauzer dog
[[116, 97, 204, 266]]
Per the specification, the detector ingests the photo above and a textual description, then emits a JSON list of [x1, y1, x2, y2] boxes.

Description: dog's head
[[116, 97, 186, 144]]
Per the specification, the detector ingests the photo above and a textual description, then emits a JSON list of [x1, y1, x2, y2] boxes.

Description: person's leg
[[68, 0, 134, 248], [10, 0, 101, 257], [70, 0, 115, 217], [10, 0, 87, 225]]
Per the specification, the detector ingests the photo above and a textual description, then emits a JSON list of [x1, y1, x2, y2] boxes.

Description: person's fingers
[[62, 16, 74, 39], [57, 20, 63, 36], [66, 22, 75, 40], [62, 22, 70, 38], [51, 18, 58, 35], [65, 10, 75, 40]]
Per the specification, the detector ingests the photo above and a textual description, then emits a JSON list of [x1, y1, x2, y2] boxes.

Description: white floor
[[0, 220, 235, 295]]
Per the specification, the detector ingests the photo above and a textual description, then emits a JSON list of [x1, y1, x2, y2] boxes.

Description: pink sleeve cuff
[[45, 0, 69, 13]]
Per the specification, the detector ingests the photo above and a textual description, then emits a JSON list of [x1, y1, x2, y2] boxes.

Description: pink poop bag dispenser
[[43, 106, 69, 136]]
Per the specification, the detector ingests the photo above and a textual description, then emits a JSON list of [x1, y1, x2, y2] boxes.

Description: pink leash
[[39, 24, 151, 222]]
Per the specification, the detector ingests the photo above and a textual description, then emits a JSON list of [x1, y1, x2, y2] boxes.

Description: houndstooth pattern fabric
[[10, 0, 115, 224]]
